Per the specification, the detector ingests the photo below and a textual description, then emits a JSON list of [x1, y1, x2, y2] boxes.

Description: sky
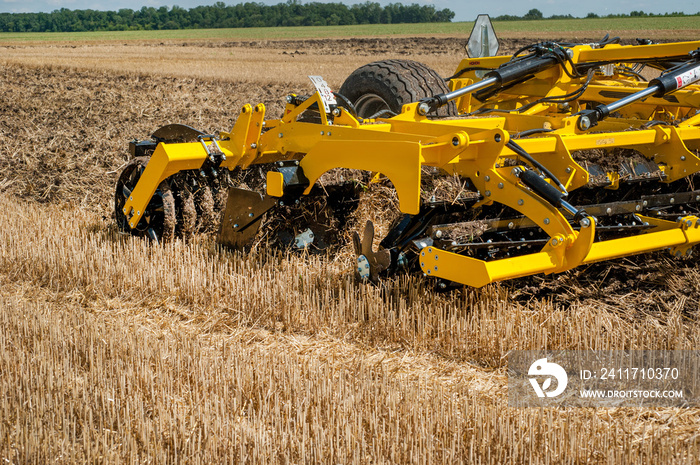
[[1, 0, 699, 21]]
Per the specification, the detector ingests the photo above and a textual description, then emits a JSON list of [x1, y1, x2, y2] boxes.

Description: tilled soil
[[0, 63, 286, 212]]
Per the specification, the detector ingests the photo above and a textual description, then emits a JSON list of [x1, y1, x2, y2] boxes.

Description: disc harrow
[[114, 38, 700, 287]]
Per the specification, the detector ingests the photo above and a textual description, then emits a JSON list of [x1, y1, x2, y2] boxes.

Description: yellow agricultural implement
[[115, 37, 700, 288]]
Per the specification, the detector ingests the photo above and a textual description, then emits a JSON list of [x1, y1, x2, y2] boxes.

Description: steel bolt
[[417, 102, 430, 116], [485, 190, 491, 197], [485, 175, 490, 182], [452, 137, 460, 147], [279, 201, 284, 207], [643, 200, 648, 207], [681, 156, 687, 161], [129, 196, 133, 201], [508, 222, 515, 229], [248, 213, 254, 218], [435, 230, 443, 238], [320, 131, 325, 136], [566, 167, 572, 174], [543, 218, 550, 225], [278, 133, 284, 138], [578, 115, 592, 131], [233, 224, 239, 228], [671, 198, 675, 204], [606, 207, 612, 215], [286, 95, 294, 103], [250, 143, 257, 149], [332, 108, 341, 116], [551, 238, 559, 246], [636, 205, 641, 211], [518, 199, 524, 206], [498, 182, 504, 189], [580, 218, 591, 228]]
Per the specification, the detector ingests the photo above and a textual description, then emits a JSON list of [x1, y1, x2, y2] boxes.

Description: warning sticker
[[675, 66, 700, 89]]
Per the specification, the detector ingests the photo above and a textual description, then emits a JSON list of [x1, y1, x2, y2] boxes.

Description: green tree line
[[0, 1, 455, 32], [494, 8, 699, 21]]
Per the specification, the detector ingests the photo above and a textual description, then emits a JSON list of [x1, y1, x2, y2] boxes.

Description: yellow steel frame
[[120, 41, 700, 287]]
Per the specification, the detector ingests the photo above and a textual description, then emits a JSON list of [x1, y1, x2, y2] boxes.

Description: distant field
[[0, 16, 698, 43]]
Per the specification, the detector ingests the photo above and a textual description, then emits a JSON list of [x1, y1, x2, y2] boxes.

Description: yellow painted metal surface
[[419, 247, 559, 288], [121, 141, 208, 228], [300, 140, 423, 215], [266, 171, 284, 197]]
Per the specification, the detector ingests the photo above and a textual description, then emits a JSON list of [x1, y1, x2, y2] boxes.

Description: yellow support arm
[[121, 142, 209, 228], [300, 140, 423, 215]]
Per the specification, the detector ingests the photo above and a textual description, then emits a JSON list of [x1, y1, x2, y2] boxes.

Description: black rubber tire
[[338, 59, 456, 118]]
